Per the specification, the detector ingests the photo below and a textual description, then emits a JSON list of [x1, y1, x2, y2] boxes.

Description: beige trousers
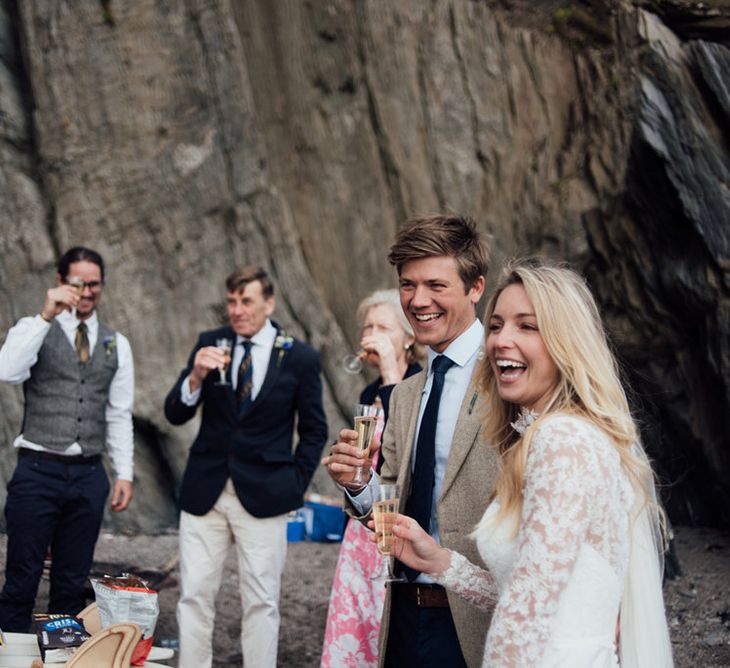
[[177, 480, 288, 668]]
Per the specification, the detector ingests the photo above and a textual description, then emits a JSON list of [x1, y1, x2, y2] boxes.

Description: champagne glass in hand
[[67, 276, 84, 318], [215, 338, 232, 385], [352, 404, 382, 485], [372, 483, 405, 583]]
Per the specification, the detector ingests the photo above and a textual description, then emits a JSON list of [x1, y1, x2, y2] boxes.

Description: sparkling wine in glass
[[373, 483, 404, 583], [215, 338, 232, 385], [67, 275, 84, 318], [352, 404, 382, 485]]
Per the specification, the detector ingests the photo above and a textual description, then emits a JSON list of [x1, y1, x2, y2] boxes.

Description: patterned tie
[[236, 340, 253, 408], [75, 322, 90, 365], [401, 354, 455, 581]]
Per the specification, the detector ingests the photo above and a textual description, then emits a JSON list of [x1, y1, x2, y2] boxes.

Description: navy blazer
[[164, 323, 328, 518]]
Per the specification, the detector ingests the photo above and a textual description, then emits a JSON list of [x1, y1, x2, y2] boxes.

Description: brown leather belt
[[393, 583, 450, 608]]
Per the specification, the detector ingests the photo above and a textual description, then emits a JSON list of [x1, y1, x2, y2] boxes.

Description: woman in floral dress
[[321, 290, 421, 668]]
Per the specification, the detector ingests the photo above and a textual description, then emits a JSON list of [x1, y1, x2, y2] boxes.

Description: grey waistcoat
[[21, 320, 119, 455]]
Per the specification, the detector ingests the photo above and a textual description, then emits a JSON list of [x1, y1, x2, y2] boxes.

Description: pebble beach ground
[[0, 525, 727, 667]]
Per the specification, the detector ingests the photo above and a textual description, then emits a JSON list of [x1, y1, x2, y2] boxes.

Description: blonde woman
[[384, 259, 672, 667]]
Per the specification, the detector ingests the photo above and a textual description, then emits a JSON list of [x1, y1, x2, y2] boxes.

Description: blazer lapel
[[396, 371, 427, 505], [439, 372, 483, 500]]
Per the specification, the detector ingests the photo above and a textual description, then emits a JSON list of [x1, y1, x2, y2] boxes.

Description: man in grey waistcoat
[[0, 246, 134, 631]]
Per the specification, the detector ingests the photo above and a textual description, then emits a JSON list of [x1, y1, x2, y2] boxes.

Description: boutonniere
[[102, 335, 117, 358], [274, 332, 294, 367]]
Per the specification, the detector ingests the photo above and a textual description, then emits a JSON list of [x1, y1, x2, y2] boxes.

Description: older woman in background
[[321, 289, 421, 668]]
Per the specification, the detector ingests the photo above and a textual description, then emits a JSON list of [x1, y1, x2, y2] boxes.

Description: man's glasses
[[65, 278, 103, 290]]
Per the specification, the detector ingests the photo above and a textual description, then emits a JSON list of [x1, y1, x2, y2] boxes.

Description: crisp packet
[[91, 574, 159, 666], [32, 613, 91, 661]]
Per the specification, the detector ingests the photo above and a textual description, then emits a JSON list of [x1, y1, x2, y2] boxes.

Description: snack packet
[[91, 574, 159, 666], [32, 613, 90, 661]]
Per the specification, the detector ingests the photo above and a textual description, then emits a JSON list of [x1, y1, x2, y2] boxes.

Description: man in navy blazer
[[165, 265, 327, 668]]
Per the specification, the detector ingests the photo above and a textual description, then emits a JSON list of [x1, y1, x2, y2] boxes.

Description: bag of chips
[[32, 613, 91, 662], [91, 574, 159, 666]]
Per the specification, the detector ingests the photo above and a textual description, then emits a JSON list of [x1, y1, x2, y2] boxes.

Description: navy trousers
[[0, 454, 109, 631], [384, 584, 467, 668]]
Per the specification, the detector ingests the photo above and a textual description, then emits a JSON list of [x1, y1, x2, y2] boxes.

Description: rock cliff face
[[0, 1, 727, 530]]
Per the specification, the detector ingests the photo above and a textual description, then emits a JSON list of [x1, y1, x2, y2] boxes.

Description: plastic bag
[[91, 574, 159, 666]]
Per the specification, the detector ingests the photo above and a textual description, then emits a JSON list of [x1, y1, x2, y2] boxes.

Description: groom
[[164, 265, 327, 668], [324, 215, 499, 667]]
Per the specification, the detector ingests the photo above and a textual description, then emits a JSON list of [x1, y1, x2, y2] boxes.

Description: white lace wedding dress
[[433, 414, 673, 667]]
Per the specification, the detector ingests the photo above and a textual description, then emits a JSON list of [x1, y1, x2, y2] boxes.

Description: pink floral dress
[[320, 440, 385, 667]]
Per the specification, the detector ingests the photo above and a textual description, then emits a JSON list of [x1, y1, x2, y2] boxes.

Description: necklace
[[510, 407, 539, 435]]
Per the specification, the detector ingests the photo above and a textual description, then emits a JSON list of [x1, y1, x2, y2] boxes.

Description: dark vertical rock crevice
[[353, 7, 408, 227], [2, 0, 59, 265]]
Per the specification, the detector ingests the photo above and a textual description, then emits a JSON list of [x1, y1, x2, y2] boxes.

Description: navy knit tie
[[401, 354, 454, 581], [236, 341, 253, 408]]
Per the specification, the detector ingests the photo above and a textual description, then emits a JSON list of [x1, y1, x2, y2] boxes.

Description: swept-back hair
[[57, 247, 105, 281], [225, 265, 274, 298], [479, 258, 655, 526], [387, 214, 490, 291]]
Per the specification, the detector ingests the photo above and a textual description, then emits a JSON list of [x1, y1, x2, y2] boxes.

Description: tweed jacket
[[347, 364, 499, 668]]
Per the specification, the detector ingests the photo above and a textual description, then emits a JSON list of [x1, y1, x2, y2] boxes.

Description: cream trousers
[[177, 479, 288, 668]]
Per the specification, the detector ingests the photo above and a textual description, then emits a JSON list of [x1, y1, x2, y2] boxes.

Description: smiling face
[[226, 280, 275, 338], [486, 283, 560, 412], [399, 256, 485, 353], [58, 260, 103, 321]]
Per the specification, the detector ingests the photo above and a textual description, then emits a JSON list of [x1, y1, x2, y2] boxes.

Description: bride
[[384, 259, 673, 667]]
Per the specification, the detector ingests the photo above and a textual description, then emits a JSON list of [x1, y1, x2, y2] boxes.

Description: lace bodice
[[434, 415, 635, 667]]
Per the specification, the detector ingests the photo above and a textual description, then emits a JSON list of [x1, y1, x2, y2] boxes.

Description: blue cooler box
[[287, 511, 306, 542], [302, 500, 346, 542]]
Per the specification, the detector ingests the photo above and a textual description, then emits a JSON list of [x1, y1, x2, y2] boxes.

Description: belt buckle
[[416, 585, 422, 606]]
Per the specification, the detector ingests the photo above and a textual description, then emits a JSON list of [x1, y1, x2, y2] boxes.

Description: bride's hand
[[370, 513, 451, 575]]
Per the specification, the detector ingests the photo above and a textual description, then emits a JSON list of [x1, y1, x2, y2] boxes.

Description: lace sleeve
[[431, 550, 499, 610], [484, 416, 609, 667]]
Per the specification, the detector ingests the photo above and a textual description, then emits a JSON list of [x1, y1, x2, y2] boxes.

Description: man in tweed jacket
[[324, 215, 498, 667]]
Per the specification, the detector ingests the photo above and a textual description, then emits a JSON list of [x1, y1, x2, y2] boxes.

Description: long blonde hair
[[480, 259, 656, 528]]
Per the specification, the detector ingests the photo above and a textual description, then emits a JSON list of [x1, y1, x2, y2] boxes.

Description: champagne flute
[[372, 483, 404, 583], [352, 404, 382, 485], [215, 338, 232, 385], [342, 349, 365, 374], [67, 275, 84, 318]]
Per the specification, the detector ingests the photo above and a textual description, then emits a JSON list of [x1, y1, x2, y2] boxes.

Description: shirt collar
[[235, 319, 277, 348], [57, 309, 98, 332], [426, 318, 484, 371]]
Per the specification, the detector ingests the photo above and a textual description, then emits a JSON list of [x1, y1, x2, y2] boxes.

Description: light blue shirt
[[416, 318, 484, 543], [350, 318, 484, 581]]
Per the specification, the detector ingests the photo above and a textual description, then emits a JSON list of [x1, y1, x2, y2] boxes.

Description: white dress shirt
[[0, 310, 135, 480], [181, 319, 277, 404], [350, 318, 484, 582]]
